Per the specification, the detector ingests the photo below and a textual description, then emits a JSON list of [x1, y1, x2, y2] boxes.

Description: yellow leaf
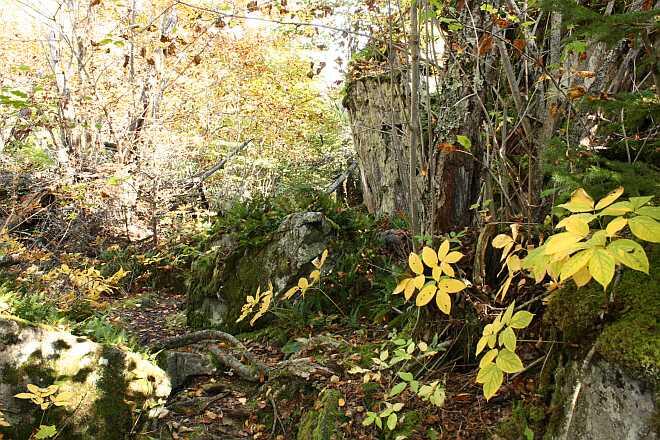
[[437, 240, 450, 259], [476, 336, 489, 355], [492, 234, 513, 249], [559, 188, 594, 213], [421, 246, 438, 267], [413, 274, 426, 290], [283, 286, 299, 299], [444, 251, 463, 264], [14, 393, 36, 400], [556, 214, 591, 237], [501, 242, 514, 262], [432, 266, 442, 281], [393, 278, 410, 295], [605, 217, 627, 237], [599, 201, 632, 216], [608, 239, 649, 274], [560, 249, 594, 281], [572, 266, 592, 287], [27, 384, 42, 395], [440, 261, 455, 277], [409, 253, 424, 275], [506, 255, 521, 273], [309, 270, 321, 283], [435, 289, 451, 314], [588, 248, 616, 290], [497, 275, 513, 299], [298, 278, 309, 289], [595, 186, 624, 210], [628, 216, 660, 243], [478, 363, 503, 401], [439, 278, 466, 293], [416, 283, 437, 307], [544, 232, 584, 255], [404, 280, 417, 301]]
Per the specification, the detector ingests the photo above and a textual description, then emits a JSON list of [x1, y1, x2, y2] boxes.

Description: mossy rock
[[545, 245, 660, 382], [186, 211, 334, 332], [0, 316, 170, 440], [297, 389, 345, 440]]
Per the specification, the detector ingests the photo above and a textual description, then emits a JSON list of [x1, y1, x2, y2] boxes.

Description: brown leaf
[[478, 35, 493, 56], [513, 39, 526, 53], [575, 70, 595, 78], [247, 0, 258, 12], [567, 86, 586, 100], [437, 142, 457, 153]]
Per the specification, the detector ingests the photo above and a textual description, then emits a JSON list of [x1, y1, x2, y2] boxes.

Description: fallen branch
[[324, 159, 358, 195], [152, 330, 334, 383], [188, 139, 254, 187]]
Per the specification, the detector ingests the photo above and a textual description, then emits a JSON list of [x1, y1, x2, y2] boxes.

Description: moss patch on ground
[[297, 388, 344, 440]]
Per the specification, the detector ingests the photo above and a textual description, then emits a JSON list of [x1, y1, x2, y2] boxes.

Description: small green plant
[[350, 336, 446, 432], [475, 301, 534, 400]]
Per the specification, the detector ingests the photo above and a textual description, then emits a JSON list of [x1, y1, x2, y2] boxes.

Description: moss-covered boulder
[[297, 388, 344, 440], [543, 246, 659, 439], [0, 316, 170, 440], [187, 211, 334, 331]]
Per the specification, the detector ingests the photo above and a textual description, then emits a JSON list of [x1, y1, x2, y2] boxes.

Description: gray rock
[[187, 211, 333, 331], [550, 359, 657, 440], [0, 316, 171, 439], [161, 351, 216, 389]]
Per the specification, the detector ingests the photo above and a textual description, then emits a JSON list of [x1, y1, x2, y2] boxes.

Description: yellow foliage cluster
[[14, 384, 75, 411], [393, 240, 467, 314], [237, 249, 329, 326]]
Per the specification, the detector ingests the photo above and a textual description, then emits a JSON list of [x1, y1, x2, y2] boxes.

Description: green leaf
[[375, 415, 383, 429], [456, 135, 472, 150], [35, 425, 57, 439], [387, 413, 398, 430], [496, 348, 524, 373], [607, 239, 649, 274], [629, 196, 654, 211], [502, 301, 515, 325], [509, 311, 534, 329], [476, 335, 489, 355], [480, 349, 499, 368], [389, 382, 407, 397], [398, 372, 414, 382], [628, 216, 660, 243], [498, 327, 517, 351], [362, 413, 375, 426], [589, 248, 616, 290], [477, 363, 503, 401], [560, 249, 594, 281], [636, 206, 660, 220], [599, 201, 632, 217]]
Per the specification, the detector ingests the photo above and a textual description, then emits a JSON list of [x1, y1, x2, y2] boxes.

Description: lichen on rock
[[0, 316, 170, 439]]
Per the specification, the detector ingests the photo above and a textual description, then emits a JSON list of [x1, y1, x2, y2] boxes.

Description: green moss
[[544, 282, 606, 345], [90, 346, 133, 440], [495, 401, 546, 440], [545, 245, 660, 383], [595, 246, 660, 382], [296, 389, 344, 440]]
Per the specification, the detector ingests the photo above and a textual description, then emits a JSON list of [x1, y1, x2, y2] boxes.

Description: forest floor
[[105, 284, 530, 439]]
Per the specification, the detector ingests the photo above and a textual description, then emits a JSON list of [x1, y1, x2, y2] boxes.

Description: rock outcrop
[[0, 316, 170, 440], [187, 211, 334, 331]]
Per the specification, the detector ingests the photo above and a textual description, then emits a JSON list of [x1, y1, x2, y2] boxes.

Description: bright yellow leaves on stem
[[393, 240, 467, 314], [543, 187, 657, 290], [475, 301, 533, 400], [14, 384, 75, 411], [493, 187, 657, 295], [236, 249, 328, 326]]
